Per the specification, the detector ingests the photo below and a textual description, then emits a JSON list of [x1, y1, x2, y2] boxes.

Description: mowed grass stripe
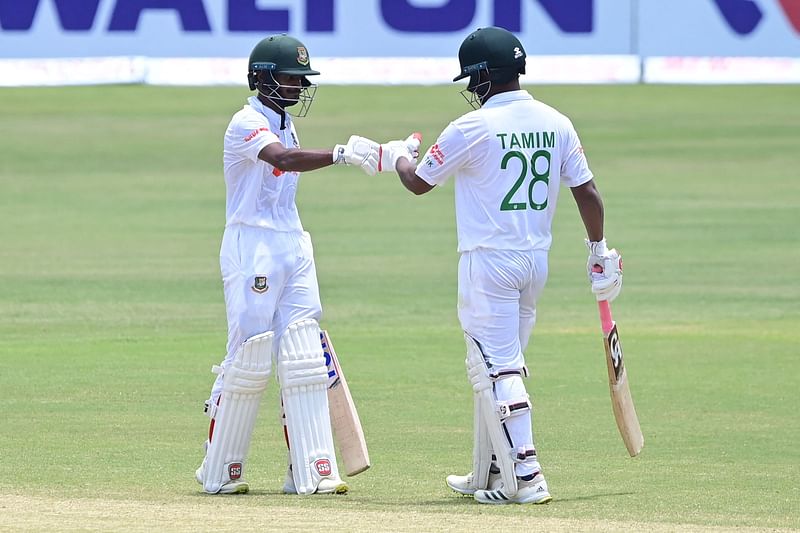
[[0, 85, 798, 529]]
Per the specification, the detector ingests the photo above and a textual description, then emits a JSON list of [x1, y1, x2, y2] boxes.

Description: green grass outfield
[[0, 84, 798, 532]]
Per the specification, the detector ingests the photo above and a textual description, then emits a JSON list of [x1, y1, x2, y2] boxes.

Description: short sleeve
[[226, 113, 281, 163], [415, 122, 472, 187], [560, 120, 593, 188]]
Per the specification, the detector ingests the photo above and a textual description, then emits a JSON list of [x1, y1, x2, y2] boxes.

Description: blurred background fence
[[1, 0, 798, 85]]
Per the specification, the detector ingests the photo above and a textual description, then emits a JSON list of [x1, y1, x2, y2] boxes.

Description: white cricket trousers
[[457, 248, 549, 372], [209, 224, 322, 403], [458, 248, 549, 477]]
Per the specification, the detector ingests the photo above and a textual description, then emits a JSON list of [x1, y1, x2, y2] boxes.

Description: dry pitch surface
[[2, 493, 794, 533]]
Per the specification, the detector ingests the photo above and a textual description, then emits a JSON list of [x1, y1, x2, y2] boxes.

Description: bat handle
[[598, 300, 614, 334]]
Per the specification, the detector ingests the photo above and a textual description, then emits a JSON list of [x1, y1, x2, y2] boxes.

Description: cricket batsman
[[194, 34, 397, 496], [377, 27, 623, 504]]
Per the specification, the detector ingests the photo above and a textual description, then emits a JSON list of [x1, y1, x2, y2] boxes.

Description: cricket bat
[[320, 330, 371, 476], [597, 299, 644, 457]]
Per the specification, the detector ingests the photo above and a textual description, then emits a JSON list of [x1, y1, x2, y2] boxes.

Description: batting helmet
[[247, 34, 320, 91], [453, 26, 527, 86]]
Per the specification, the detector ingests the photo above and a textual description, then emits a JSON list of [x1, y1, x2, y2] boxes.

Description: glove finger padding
[[404, 132, 421, 158], [586, 239, 623, 302], [333, 135, 379, 176], [378, 133, 422, 172]]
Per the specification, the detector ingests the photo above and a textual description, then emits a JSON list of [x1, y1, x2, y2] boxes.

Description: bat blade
[[598, 300, 644, 457], [321, 330, 371, 476]]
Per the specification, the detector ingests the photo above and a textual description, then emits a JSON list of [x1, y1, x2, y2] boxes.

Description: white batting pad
[[278, 319, 340, 495], [202, 331, 273, 494], [471, 395, 494, 490], [465, 333, 520, 497]]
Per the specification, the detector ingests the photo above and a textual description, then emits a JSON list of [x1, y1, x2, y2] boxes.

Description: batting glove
[[378, 133, 422, 172], [586, 238, 623, 302], [333, 135, 380, 176]]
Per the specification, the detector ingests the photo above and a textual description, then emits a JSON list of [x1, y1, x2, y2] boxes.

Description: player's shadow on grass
[[541, 491, 635, 503], [187, 489, 636, 504], [411, 490, 636, 506], [187, 489, 286, 498]]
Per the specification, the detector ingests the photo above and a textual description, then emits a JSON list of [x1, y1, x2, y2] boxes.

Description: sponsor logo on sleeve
[[423, 143, 445, 167], [244, 127, 269, 142]]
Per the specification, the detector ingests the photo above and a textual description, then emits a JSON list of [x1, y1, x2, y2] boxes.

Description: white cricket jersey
[[416, 90, 593, 252], [223, 96, 303, 232]]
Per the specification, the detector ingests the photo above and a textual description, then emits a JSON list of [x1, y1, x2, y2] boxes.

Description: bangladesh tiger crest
[[296, 46, 309, 66], [252, 275, 269, 294]]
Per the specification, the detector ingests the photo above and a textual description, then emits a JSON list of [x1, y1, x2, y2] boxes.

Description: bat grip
[[598, 300, 614, 334]]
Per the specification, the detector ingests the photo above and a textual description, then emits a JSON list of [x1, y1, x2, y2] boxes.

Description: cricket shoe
[[473, 472, 552, 505], [195, 458, 250, 494], [283, 464, 348, 495], [446, 464, 502, 496]]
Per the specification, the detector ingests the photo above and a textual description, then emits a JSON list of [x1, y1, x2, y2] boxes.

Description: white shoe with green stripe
[[474, 473, 552, 505]]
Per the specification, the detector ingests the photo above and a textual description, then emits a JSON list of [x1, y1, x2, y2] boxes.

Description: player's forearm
[[396, 158, 433, 195], [571, 180, 604, 241], [269, 148, 334, 172]]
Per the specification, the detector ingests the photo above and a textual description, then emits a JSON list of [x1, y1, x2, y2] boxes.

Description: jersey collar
[[247, 95, 292, 128], [482, 90, 533, 109]]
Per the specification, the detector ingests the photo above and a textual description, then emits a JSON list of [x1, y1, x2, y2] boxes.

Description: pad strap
[[513, 445, 537, 464], [490, 367, 529, 380], [498, 397, 531, 421]]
